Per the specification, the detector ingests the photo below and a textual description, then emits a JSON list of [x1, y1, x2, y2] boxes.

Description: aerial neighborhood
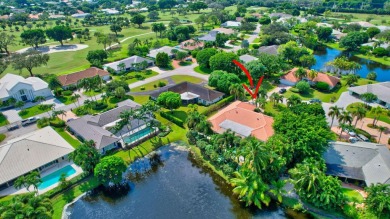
[[0, 0, 389, 218]]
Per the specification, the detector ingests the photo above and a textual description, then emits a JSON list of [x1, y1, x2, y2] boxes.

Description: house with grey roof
[[103, 55, 154, 73], [0, 73, 53, 102], [67, 100, 153, 153], [221, 21, 241, 28], [198, 30, 219, 42], [150, 82, 224, 106], [269, 13, 292, 19], [239, 54, 258, 63], [258, 45, 279, 55], [147, 46, 186, 59], [0, 127, 74, 191], [348, 82, 390, 108], [323, 141, 390, 186]]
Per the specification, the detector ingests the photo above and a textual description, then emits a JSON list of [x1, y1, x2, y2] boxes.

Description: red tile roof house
[[57, 67, 110, 89], [208, 101, 274, 141], [280, 68, 340, 89]]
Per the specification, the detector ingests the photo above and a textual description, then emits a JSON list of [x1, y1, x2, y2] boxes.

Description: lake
[[313, 47, 390, 82], [65, 145, 311, 219]]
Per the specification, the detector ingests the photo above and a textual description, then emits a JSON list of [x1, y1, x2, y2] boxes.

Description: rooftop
[[147, 46, 185, 59], [0, 74, 49, 99], [103, 55, 153, 71], [348, 82, 390, 103], [208, 101, 274, 141], [0, 127, 74, 185], [180, 39, 204, 50], [57, 67, 109, 86], [281, 68, 340, 87], [324, 141, 390, 185], [239, 54, 258, 63], [258, 45, 279, 55], [150, 82, 224, 102]]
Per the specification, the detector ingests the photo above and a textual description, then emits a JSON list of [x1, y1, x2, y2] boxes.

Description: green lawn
[[18, 105, 51, 119], [341, 188, 364, 203], [264, 102, 286, 117], [112, 70, 159, 84], [252, 38, 261, 43], [56, 96, 76, 105], [170, 75, 204, 84], [329, 12, 390, 26], [194, 66, 213, 74], [53, 127, 81, 148], [347, 102, 390, 124], [133, 95, 151, 104], [283, 78, 375, 103], [0, 113, 9, 127], [0, 134, 5, 143], [83, 89, 102, 97], [132, 79, 169, 92]]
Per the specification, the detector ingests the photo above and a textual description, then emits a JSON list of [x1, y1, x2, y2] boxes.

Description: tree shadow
[[62, 189, 75, 203]]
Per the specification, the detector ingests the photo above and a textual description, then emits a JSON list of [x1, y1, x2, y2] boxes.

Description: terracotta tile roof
[[281, 68, 340, 87], [312, 73, 340, 88], [208, 101, 274, 141], [180, 39, 204, 50], [57, 67, 109, 86]]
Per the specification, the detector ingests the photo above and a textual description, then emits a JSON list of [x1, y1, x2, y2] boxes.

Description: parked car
[[349, 137, 358, 143], [185, 57, 192, 62], [348, 130, 356, 137], [21, 116, 40, 126], [7, 124, 19, 131], [309, 98, 321, 103], [278, 88, 286, 94], [358, 134, 369, 142]]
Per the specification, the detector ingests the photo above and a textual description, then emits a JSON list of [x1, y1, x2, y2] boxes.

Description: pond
[[313, 47, 390, 82], [65, 145, 311, 219]]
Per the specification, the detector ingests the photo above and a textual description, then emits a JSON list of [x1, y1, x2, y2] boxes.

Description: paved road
[[105, 32, 154, 50], [224, 24, 260, 52]]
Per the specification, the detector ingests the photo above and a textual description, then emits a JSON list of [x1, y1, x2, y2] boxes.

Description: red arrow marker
[[232, 60, 264, 99]]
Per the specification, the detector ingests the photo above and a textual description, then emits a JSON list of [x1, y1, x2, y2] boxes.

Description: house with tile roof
[[0, 73, 53, 102], [280, 68, 340, 89], [57, 67, 110, 89], [0, 127, 74, 190], [67, 100, 153, 153], [258, 45, 279, 55], [150, 82, 224, 106], [180, 39, 204, 50], [103, 55, 154, 73], [348, 82, 390, 109], [208, 101, 274, 141], [324, 141, 390, 186]]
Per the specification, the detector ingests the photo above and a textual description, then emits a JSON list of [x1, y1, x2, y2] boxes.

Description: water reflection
[[66, 146, 311, 219], [313, 47, 390, 82]]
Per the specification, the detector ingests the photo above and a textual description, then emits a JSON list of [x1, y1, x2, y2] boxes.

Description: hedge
[[202, 96, 234, 117], [160, 111, 184, 127], [316, 81, 330, 91]]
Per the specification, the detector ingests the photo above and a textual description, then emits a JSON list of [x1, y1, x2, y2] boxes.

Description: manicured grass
[[83, 89, 102, 97], [194, 66, 213, 74], [170, 75, 204, 84], [341, 188, 364, 203], [54, 127, 81, 148], [252, 38, 261, 43], [133, 95, 150, 104], [178, 61, 192, 66], [347, 102, 390, 124], [18, 105, 51, 119], [329, 12, 390, 26], [264, 102, 286, 116], [56, 96, 76, 105], [112, 70, 159, 84], [0, 113, 9, 127], [0, 133, 5, 143], [132, 79, 169, 92]]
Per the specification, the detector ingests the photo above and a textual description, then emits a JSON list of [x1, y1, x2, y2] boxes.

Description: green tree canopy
[[208, 70, 240, 93], [20, 29, 46, 49], [69, 140, 101, 173], [157, 91, 181, 111], [196, 48, 218, 69], [131, 14, 146, 28], [156, 52, 170, 68], [94, 156, 127, 186], [339, 31, 369, 51], [11, 50, 49, 76], [46, 25, 72, 46], [209, 52, 239, 73]]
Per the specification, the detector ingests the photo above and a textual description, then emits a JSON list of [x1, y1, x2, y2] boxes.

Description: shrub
[[140, 86, 145, 90], [372, 47, 389, 57], [290, 88, 300, 93], [37, 117, 50, 128], [202, 96, 234, 116], [252, 44, 260, 49], [73, 107, 88, 116], [91, 102, 108, 110], [316, 81, 330, 91], [66, 85, 77, 91], [0, 134, 5, 143], [62, 90, 73, 96], [191, 49, 199, 58], [158, 81, 166, 87], [296, 81, 310, 94], [50, 120, 65, 128], [254, 108, 261, 112], [366, 72, 377, 81], [160, 111, 184, 127]]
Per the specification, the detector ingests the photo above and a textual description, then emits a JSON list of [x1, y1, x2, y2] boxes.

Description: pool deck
[[0, 161, 83, 196]]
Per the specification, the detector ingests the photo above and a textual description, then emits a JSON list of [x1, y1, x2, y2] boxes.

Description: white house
[[0, 74, 53, 102], [103, 55, 154, 73], [221, 21, 241, 28], [348, 82, 390, 109]]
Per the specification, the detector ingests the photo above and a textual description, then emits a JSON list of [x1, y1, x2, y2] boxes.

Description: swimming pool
[[124, 127, 153, 144], [38, 165, 76, 190]]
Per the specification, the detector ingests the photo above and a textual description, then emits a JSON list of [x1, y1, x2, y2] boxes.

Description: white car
[[21, 116, 40, 126], [348, 131, 356, 137]]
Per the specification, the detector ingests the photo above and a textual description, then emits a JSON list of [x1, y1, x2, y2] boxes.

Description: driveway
[[2, 109, 21, 123]]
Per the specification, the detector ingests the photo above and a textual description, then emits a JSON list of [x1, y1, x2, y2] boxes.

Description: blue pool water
[[38, 165, 76, 190], [124, 127, 152, 143]]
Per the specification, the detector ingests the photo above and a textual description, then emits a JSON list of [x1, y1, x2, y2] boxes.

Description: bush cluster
[[160, 111, 184, 127]]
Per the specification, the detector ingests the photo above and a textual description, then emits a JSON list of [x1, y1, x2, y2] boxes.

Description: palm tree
[[370, 106, 383, 126], [258, 88, 268, 99], [71, 93, 81, 107], [255, 97, 266, 109], [328, 106, 341, 127], [378, 126, 387, 142], [270, 92, 283, 107], [269, 180, 286, 203], [307, 69, 318, 80], [360, 92, 377, 107], [338, 122, 348, 138], [229, 83, 245, 100], [34, 96, 46, 108], [352, 107, 367, 127], [338, 110, 353, 125], [25, 195, 53, 218], [294, 67, 307, 80], [286, 94, 302, 107]]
